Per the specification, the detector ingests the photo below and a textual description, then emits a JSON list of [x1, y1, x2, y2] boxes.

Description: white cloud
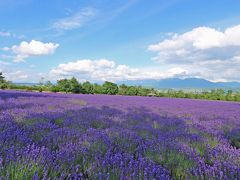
[[148, 24, 240, 82], [148, 25, 240, 63], [51, 59, 115, 75], [4, 71, 28, 81], [7, 40, 59, 62], [50, 59, 188, 82], [52, 8, 96, 30], [0, 31, 11, 37]]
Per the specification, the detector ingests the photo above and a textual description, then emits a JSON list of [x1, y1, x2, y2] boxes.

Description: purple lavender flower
[[0, 90, 239, 179]]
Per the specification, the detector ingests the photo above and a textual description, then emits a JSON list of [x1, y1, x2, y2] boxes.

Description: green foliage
[[0, 72, 10, 89], [0, 161, 44, 180], [155, 88, 240, 102], [69, 77, 82, 93], [226, 90, 234, 101], [0, 72, 5, 83], [125, 86, 138, 96], [102, 81, 118, 95], [118, 84, 128, 95], [54, 78, 82, 93], [145, 149, 195, 179], [50, 85, 60, 92], [45, 81, 53, 90], [93, 83, 103, 94], [82, 81, 93, 94], [57, 79, 71, 93], [234, 92, 240, 101]]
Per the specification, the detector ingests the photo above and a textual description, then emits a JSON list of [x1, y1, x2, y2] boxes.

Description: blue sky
[[1, 0, 240, 82]]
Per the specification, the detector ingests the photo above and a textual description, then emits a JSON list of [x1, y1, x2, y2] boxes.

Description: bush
[[51, 85, 60, 93]]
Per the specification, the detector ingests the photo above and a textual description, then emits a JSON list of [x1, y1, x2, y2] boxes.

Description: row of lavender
[[0, 90, 239, 179]]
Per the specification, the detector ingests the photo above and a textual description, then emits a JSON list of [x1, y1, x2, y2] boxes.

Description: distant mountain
[[118, 78, 240, 89]]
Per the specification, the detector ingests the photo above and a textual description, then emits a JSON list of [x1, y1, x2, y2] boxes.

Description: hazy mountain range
[[118, 78, 240, 89]]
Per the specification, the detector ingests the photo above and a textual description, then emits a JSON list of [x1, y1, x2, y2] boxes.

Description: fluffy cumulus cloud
[[7, 40, 59, 62], [50, 59, 188, 82], [148, 24, 240, 82], [52, 8, 96, 30]]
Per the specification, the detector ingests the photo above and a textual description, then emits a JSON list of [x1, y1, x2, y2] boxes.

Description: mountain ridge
[[117, 78, 240, 89]]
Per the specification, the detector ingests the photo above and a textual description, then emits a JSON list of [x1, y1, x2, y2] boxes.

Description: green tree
[[234, 91, 240, 102], [0, 72, 9, 89], [50, 85, 60, 93], [136, 86, 152, 96], [82, 81, 94, 94], [45, 81, 53, 88], [226, 90, 233, 101], [93, 83, 103, 94], [102, 81, 118, 95], [157, 91, 165, 97], [69, 77, 82, 93], [176, 90, 185, 98], [37, 77, 44, 92], [126, 86, 138, 96], [118, 84, 128, 95], [0, 72, 4, 82], [57, 79, 71, 93]]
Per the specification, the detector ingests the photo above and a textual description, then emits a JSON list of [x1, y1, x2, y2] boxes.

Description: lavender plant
[[0, 90, 239, 179]]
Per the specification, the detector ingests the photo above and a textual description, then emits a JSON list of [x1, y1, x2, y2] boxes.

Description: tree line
[[1, 72, 240, 102], [41, 77, 156, 96]]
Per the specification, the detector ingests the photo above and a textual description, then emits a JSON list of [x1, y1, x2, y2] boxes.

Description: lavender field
[[0, 90, 239, 179]]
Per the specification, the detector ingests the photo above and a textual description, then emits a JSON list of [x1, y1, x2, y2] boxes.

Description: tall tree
[[69, 77, 82, 93], [0, 72, 8, 89], [102, 81, 118, 95], [82, 81, 94, 94], [126, 86, 138, 96], [57, 79, 71, 93], [93, 83, 103, 94], [0, 72, 5, 83], [118, 84, 128, 95]]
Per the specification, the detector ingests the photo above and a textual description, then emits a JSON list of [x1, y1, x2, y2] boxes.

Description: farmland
[[0, 90, 239, 179]]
